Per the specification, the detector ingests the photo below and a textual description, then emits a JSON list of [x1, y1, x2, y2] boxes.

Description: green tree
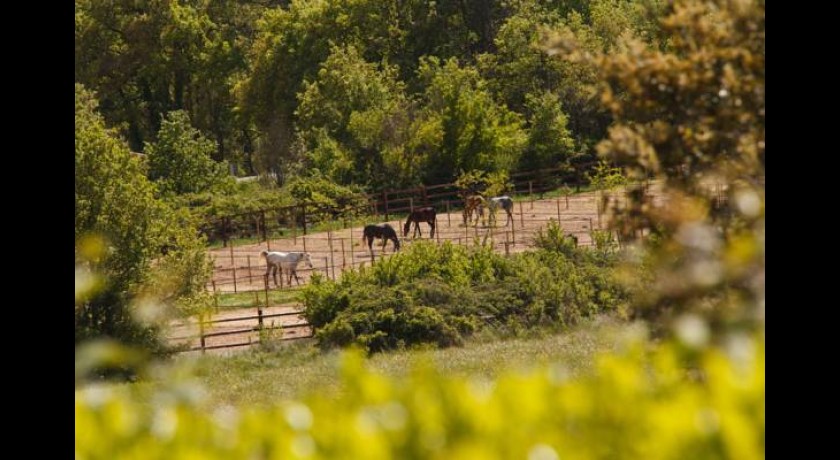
[[75, 0, 254, 165], [296, 45, 410, 186], [417, 57, 527, 182], [146, 110, 233, 197], [239, 0, 399, 182], [521, 91, 576, 171], [75, 85, 211, 354]]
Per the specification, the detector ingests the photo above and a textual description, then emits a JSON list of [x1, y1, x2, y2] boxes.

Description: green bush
[[533, 221, 579, 257], [303, 241, 626, 352], [586, 160, 627, 190]]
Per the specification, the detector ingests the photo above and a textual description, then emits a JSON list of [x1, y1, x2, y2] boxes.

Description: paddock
[[205, 183, 667, 293]]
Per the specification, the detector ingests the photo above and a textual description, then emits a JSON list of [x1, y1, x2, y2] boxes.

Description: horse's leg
[[272, 265, 279, 287], [430, 220, 435, 238]]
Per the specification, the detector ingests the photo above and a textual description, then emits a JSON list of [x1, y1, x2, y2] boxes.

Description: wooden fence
[[199, 164, 596, 246], [171, 309, 312, 353]]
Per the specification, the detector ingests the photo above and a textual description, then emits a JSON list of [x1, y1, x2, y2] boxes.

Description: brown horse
[[403, 207, 436, 238], [463, 195, 486, 226], [362, 224, 401, 258]]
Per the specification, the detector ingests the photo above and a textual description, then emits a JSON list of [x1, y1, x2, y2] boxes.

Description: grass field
[[171, 314, 639, 409], [214, 289, 303, 309]]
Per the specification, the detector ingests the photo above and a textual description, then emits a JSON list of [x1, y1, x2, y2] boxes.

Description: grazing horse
[[463, 195, 486, 226], [403, 207, 436, 238], [363, 224, 401, 257], [488, 196, 514, 227], [260, 250, 314, 286]]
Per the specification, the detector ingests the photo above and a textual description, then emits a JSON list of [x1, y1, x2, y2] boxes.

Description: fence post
[[264, 275, 270, 308], [566, 195, 569, 210], [446, 200, 451, 226], [211, 281, 219, 311], [303, 236, 307, 253], [529, 181, 534, 210], [261, 211, 268, 243], [556, 198, 561, 220], [247, 255, 252, 283], [421, 185, 428, 205], [511, 213, 516, 246], [324, 257, 331, 280], [327, 232, 334, 271], [263, 273, 268, 307], [199, 319, 206, 354], [301, 204, 308, 235], [292, 208, 297, 245], [341, 238, 346, 268], [519, 200, 525, 230], [230, 246, 238, 293], [258, 306, 264, 330], [350, 234, 355, 266], [383, 191, 390, 221], [222, 217, 230, 248]]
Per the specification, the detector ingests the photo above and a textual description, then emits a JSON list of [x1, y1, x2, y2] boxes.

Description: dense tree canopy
[[77, 0, 671, 189], [146, 110, 233, 197]]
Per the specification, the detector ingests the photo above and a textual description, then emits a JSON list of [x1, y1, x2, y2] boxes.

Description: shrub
[[302, 241, 626, 353], [533, 221, 579, 257]]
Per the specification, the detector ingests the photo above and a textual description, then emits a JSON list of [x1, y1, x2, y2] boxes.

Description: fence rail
[[197, 164, 599, 246], [170, 308, 313, 353]]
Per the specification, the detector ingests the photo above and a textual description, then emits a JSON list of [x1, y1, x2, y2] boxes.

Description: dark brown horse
[[403, 207, 436, 238], [363, 224, 401, 257]]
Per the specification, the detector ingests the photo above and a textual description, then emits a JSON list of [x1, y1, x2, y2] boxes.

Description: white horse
[[488, 196, 514, 227], [260, 250, 314, 286]]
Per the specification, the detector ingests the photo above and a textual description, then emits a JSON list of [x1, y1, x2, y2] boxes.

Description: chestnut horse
[[403, 207, 436, 238]]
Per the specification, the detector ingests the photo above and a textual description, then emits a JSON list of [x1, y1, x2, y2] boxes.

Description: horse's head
[[302, 253, 314, 269], [260, 250, 268, 258]]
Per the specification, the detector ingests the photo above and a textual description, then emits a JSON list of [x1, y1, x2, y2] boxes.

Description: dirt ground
[[167, 303, 311, 354], [205, 186, 665, 293]]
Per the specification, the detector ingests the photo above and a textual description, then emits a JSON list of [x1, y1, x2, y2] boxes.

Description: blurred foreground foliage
[[76, 334, 763, 459], [547, 0, 764, 337]]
